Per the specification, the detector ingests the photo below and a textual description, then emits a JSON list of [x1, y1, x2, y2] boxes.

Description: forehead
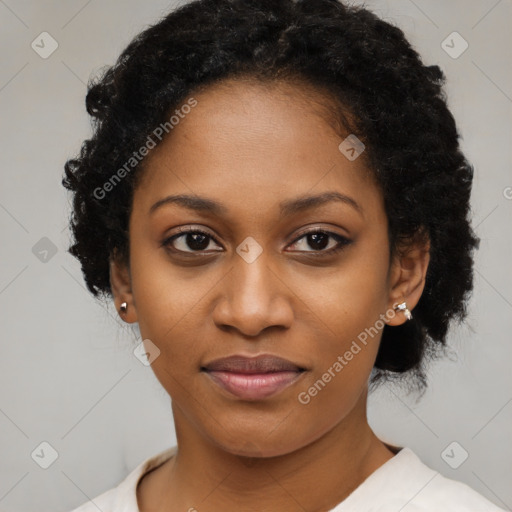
[[132, 78, 381, 221]]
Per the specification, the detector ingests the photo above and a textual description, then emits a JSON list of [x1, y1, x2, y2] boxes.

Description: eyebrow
[[149, 191, 362, 217], [280, 191, 362, 216]]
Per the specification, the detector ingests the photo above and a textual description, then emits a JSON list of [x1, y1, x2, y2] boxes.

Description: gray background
[[0, 0, 511, 510]]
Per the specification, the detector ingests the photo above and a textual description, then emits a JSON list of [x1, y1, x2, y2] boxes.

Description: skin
[[110, 78, 430, 512]]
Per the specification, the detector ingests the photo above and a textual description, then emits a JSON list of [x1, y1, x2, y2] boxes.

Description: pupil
[[308, 232, 328, 250], [187, 233, 209, 250]]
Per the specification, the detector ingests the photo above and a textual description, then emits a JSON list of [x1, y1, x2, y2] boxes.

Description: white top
[[68, 445, 506, 512]]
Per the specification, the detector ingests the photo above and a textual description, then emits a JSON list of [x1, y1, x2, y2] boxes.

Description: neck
[[147, 388, 395, 512]]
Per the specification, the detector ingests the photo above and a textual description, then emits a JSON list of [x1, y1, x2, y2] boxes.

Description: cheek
[[308, 239, 390, 346], [295, 239, 390, 401], [293, 283, 387, 432], [128, 232, 211, 339], [128, 240, 235, 400]]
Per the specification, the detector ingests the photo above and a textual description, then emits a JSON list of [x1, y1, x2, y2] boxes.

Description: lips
[[201, 354, 307, 400], [202, 354, 305, 373]]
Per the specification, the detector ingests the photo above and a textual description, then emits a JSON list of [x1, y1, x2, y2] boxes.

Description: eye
[[162, 227, 351, 256], [162, 227, 223, 254], [287, 228, 352, 256]]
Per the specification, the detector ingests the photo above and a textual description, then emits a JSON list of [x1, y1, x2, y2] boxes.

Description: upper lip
[[201, 354, 306, 373]]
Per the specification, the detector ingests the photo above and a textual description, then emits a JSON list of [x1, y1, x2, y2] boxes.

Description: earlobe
[[386, 236, 430, 326], [109, 253, 137, 323]]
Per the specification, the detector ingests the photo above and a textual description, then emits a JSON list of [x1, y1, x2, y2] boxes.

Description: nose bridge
[[213, 240, 293, 335], [233, 245, 275, 303]]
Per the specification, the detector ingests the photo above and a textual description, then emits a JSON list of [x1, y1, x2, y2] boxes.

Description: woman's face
[[119, 79, 406, 457]]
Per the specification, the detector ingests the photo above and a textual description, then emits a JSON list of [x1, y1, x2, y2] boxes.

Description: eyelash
[[161, 227, 352, 257]]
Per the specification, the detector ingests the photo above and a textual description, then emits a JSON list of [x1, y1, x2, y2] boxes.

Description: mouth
[[201, 354, 307, 401]]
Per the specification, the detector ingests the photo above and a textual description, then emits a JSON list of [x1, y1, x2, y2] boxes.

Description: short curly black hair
[[62, 0, 479, 392]]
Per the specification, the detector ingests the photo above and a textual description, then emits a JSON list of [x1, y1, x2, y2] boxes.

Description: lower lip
[[204, 370, 304, 400]]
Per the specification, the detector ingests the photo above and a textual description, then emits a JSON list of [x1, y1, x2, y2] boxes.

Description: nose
[[212, 249, 294, 337]]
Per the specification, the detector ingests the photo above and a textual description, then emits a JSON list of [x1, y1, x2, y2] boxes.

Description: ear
[[385, 232, 430, 326], [109, 250, 138, 323]]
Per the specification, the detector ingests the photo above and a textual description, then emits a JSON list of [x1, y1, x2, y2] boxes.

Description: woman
[[62, 0, 505, 510]]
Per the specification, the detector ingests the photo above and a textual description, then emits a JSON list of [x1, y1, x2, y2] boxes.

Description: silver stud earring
[[120, 302, 128, 314], [394, 301, 412, 320]]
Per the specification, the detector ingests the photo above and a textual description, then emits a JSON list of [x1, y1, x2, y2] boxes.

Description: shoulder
[[378, 447, 506, 512], [336, 446, 506, 512], [66, 446, 177, 512]]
